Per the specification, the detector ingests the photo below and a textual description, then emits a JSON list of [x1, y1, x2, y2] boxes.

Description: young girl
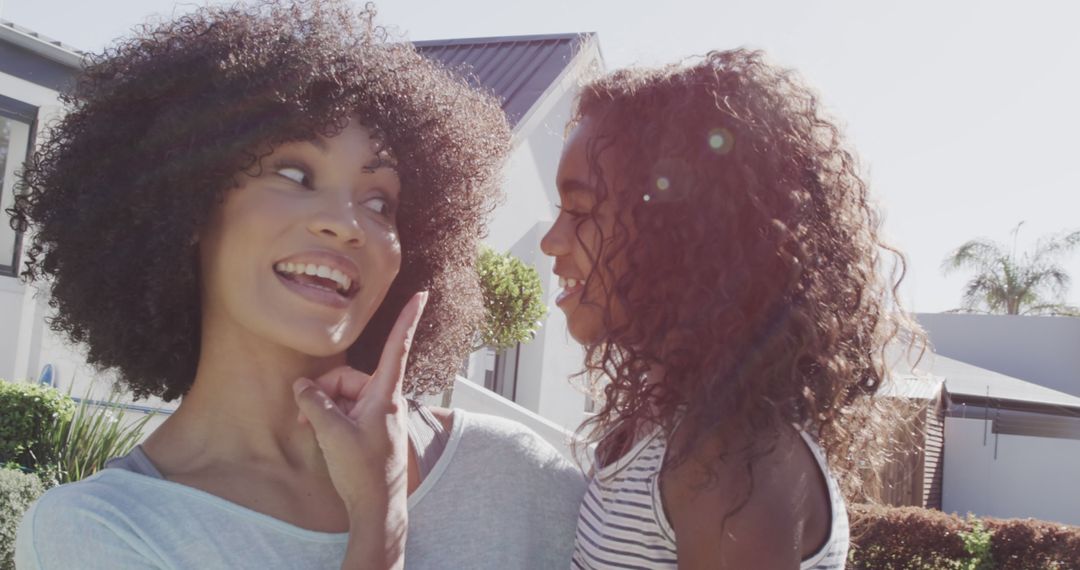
[[11, 2, 584, 568], [541, 50, 911, 568]]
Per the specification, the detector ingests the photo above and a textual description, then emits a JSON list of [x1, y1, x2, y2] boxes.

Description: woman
[[11, 2, 584, 568], [541, 50, 916, 568]]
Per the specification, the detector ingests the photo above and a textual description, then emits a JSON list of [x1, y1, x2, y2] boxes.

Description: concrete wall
[[942, 416, 1080, 525], [918, 312, 1080, 398]]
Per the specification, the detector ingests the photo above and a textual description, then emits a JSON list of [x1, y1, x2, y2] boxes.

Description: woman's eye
[[276, 166, 310, 187], [363, 196, 394, 217]]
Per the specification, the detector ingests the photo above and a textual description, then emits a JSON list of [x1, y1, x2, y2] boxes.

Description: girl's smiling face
[[541, 116, 630, 345], [198, 119, 403, 356]]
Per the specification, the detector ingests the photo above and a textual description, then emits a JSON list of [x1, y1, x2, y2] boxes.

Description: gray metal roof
[[918, 352, 1080, 416], [883, 342, 1080, 415], [416, 33, 594, 127]]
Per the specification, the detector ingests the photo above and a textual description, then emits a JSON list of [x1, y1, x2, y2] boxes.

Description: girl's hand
[[292, 291, 428, 570]]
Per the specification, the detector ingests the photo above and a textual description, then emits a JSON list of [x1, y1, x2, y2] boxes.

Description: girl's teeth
[[304, 264, 317, 276], [567, 278, 578, 288], [559, 277, 567, 288], [316, 266, 331, 278]]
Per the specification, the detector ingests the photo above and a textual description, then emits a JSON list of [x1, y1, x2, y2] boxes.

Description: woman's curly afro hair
[[571, 49, 921, 499], [9, 0, 510, 401]]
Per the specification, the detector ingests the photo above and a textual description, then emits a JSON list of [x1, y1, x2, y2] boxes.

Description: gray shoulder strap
[[407, 399, 450, 480]]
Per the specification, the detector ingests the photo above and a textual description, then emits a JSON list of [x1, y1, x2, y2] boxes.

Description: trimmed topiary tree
[[476, 246, 547, 351]]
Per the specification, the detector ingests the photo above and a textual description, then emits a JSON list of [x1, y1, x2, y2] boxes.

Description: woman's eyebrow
[[361, 158, 395, 173]]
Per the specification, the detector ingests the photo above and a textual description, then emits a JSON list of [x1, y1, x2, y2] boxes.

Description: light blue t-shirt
[[16, 410, 586, 569]]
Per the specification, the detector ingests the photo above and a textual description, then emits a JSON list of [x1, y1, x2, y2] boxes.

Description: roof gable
[[416, 33, 593, 127]]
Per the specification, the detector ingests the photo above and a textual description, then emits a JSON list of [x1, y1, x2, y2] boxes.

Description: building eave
[[0, 20, 85, 70]]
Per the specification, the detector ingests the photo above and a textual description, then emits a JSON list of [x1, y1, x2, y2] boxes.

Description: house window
[[0, 102, 34, 278]]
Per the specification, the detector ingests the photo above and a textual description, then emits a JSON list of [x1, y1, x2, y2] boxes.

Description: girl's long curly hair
[[8, 0, 510, 401], [573, 49, 921, 499]]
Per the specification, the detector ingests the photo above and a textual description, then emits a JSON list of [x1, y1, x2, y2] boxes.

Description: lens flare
[[708, 127, 733, 154]]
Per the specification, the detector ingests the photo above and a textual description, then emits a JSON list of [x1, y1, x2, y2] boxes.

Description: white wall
[[942, 416, 1080, 525], [918, 312, 1080, 398]]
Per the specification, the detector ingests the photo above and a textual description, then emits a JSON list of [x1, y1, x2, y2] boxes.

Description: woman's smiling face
[[198, 119, 403, 356]]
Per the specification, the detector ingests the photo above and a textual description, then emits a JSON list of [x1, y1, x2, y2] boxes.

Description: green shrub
[[47, 389, 154, 486], [477, 247, 547, 350], [959, 517, 994, 570], [0, 467, 45, 569], [849, 504, 1080, 570], [0, 381, 75, 472]]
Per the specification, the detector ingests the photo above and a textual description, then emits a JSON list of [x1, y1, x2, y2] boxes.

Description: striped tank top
[[571, 428, 849, 569]]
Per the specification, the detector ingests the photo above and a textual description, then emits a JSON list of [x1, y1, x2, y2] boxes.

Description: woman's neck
[[145, 322, 353, 476]]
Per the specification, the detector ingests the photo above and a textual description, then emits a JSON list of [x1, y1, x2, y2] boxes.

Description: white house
[[0, 20, 83, 388]]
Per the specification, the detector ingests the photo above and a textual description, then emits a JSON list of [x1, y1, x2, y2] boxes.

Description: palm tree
[[941, 223, 1080, 316]]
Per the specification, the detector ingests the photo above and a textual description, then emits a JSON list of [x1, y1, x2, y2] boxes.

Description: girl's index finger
[[372, 291, 429, 397]]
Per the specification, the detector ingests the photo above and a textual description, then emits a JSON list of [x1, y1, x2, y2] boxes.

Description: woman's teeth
[[274, 262, 353, 294], [559, 277, 580, 289]]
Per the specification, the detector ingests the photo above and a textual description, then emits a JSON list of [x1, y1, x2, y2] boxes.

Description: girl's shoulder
[[659, 426, 847, 567]]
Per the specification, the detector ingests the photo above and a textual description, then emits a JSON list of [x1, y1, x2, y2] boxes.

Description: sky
[[4, 0, 1079, 314]]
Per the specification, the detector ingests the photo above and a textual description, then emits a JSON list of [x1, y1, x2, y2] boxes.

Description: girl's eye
[[363, 196, 395, 217], [557, 204, 588, 218], [276, 166, 310, 187]]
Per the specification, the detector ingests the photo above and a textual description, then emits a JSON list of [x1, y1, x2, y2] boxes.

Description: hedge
[[850, 503, 1080, 569], [0, 468, 45, 570], [0, 381, 75, 472]]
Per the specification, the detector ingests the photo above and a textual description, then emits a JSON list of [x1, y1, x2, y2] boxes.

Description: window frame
[[0, 93, 39, 278]]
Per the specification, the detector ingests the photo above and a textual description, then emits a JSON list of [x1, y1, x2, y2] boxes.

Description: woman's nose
[[309, 199, 366, 248]]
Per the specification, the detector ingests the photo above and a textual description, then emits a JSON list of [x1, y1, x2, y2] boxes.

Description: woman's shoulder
[[25, 469, 142, 517], [16, 471, 162, 568], [441, 408, 585, 480]]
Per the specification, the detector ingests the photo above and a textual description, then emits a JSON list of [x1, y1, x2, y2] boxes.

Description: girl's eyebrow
[[558, 178, 594, 196]]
